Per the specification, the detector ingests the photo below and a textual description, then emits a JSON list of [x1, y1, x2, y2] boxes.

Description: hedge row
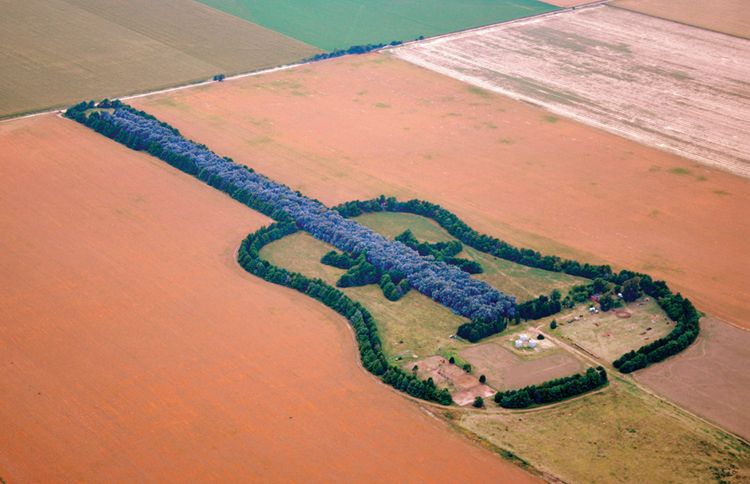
[[334, 196, 701, 372], [494, 367, 608, 409], [238, 222, 452, 405]]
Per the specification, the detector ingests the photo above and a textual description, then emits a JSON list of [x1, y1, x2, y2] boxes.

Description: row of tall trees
[[494, 367, 608, 408], [64, 101, 516, 325], [334, 197, 701, 372]]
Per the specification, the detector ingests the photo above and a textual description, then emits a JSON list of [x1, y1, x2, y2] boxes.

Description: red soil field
[[635, 317, 750, 441], [130, 54, 750, 331], [612, 0, 750, 39], [0, 115, 537, 482]]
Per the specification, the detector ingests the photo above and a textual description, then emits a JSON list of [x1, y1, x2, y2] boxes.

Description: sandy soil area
[[130, 54, 750, 331], [410, 356, 495, 406], [612, 0, 750, 39], [0, 114, 537, 482], [460, 342, 583, 390], [542, 0, 597, 6], [635, 317, 750, 441], [394, 6, 750, 178]]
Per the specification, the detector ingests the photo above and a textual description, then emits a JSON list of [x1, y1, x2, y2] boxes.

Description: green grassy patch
[[196, 0, 559, 51], [668, 167, 692, 176], [460, 380, 750, 483]]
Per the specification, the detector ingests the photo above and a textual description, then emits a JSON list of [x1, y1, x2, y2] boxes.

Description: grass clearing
[[196, 0, 559, 51], [460, 379, 750, 483], [259, 231, 467, 363], [355, 212, 587, 302], [553, 298, 673, 361], [0, 0, 319, 118]]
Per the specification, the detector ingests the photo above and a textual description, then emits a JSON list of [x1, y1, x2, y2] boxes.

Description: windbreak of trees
[[305, 41, 403, 62], [64, 101, 516, 326], [237, 221, 452, 405], [321, 250, 412, 301], [494, 367, 608, 409], [334, 197, 701, 372]]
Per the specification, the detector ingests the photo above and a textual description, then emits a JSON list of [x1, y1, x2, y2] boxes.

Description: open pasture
[[554, 298, 673, 361], [461, 380, 750, 483], [612, 0, 750, 40], [196, 0, 558, 51], [394, 5, 750, 178], [0, 0, 318, 118], [459, 341, 584, 390], [129, 54, 750, 331], [635, 317, 750, 441], [0, 114, 536, 483]]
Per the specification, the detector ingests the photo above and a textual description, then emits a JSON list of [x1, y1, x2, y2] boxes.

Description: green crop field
[[196, 0, 559, 51], [0, 0, 319, 118]]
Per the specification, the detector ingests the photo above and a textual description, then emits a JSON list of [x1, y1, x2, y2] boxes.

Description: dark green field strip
[[0, 0, 320, 118], [196, 0, 560, 51]]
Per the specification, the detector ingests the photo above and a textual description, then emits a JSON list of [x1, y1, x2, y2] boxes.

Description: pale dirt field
[[635, 317, 750, 441], [542, 0, 597, 6], [394, 5, 750, 178], [0, 114, 537, 483], [459, 341, 583, 390], [130, 54, 750, 332], [612, 0, 750, 39]]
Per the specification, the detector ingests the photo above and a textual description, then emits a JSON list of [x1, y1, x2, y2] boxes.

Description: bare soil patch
[[410, 356, 495, 406], [459, 341, 583, 390], [612, 0, 750, 39], [635, 317, 750, 441], [394, 5, 750, 177], [130, 54, 750, 330], [0, 114, 536, 482]]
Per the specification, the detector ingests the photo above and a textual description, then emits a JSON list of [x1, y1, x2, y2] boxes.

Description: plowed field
[[0, 114, 536, 482]]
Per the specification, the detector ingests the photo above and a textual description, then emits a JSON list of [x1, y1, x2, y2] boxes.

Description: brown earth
[[411, 356, 495, 406], [394, 5, 750, 177], [130, 54, 750, 331], [459, 342, 583, 390], [0, 114, 537, 482], [635, 317, 750, 441], [612, 0, 750, 39]]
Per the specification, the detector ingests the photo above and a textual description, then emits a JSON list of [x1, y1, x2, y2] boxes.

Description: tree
[[479, 374, 487, 384], [622, 277, 642, 302], [448, 356, 455, 364], [462, 363, 472, 373], [600, 294, 614, 312], [473, 396, 484, 408], [550, 319, 558, 330]]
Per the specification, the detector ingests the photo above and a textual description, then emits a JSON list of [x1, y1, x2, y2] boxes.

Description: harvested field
[[130, 54, 750, 330], [461, 380, 750, 483], [0, 0, 319, 118], [555, 298, 672, 361], [459, 342, 583, 390], [635, 317, 750, 441], [394, 5, 750, 177], [612, 0, 750, 40], [0, 114, 537, 482], [197, 0, 558, 50]]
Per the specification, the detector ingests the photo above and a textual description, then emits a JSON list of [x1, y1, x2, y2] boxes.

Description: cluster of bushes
[[305, 41, 403, 62], [321, 250, 411, 301], [517, 290, 563, 321], [238, 221, 452, 405], [494, 367, 608, 409], [395, 230, 482, 274], [334, 197, 701, 372], [65, 101, 516, 325]]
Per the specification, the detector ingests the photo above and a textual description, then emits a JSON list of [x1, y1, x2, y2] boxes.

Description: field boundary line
[[0, 0, 609, 125]]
